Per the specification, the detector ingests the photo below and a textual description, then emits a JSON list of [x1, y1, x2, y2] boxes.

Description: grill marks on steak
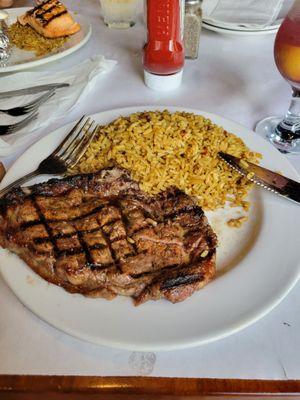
[[0, 167, 217, 305]]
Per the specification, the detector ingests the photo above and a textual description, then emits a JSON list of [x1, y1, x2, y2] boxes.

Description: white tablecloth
[[1, 0, 300, 379]]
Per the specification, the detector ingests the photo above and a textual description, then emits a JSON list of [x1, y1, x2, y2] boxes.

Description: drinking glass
[[100, 0, 140, 29], [255, 0, 300, 153]]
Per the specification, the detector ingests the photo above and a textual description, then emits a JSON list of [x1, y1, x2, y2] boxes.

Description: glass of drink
[[255, 0, 300, 153], [99, 0, 140, 29]]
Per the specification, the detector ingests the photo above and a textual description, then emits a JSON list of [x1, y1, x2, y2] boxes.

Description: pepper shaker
[[0, 10, 11, 66], [184, 0, 202, 59]]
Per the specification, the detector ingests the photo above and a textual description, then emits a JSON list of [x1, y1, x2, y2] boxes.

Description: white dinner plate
[[1, 106, 300, 351], [203, 22, 279, 36], [203, 19, 281, 32], [0, 7, 91, 74], [202, 0, 290, 35]]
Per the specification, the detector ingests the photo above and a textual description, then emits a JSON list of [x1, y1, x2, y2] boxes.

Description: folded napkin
[[202, 0, 284, 28], [0, 55, 116, 157]]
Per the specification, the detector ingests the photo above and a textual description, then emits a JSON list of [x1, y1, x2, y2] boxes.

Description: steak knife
[[0, 83, 70, 99], [218, 151, 300, 205]]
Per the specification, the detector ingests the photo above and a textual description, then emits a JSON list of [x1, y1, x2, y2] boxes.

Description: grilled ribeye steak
[[0, 167, 217, 305]]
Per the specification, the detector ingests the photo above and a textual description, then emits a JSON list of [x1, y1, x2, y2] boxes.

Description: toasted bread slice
[[18, 0, 80, 38]]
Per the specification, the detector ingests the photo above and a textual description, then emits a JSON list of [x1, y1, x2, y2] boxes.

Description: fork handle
[[0, 169, 40, 198]]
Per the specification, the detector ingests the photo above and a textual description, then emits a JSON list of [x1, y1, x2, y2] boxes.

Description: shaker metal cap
[[185, 0, 202, 4]]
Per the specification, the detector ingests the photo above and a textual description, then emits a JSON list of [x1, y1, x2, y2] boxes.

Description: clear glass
[[255, 0, 300, 153], [99, 0, 140, 29]]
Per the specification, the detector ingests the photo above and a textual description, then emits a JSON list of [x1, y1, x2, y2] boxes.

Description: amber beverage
[[255, 0, 300, 153], [274, 8, 300, 88]]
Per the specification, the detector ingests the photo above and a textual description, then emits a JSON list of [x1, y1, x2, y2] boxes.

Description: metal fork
[[0, 110, 39, 136], [0, 116, 98, 198], [0, 89, 56, 117]]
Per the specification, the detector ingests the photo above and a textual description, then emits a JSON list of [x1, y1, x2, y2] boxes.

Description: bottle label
[[147, 0, 183, 41], [156, 0, 171, 39]]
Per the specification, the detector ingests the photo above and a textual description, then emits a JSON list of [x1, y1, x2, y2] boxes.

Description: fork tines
[[0, 111, 39, 136], [53, 116, 98, 169], [0, 89, 56, 118]]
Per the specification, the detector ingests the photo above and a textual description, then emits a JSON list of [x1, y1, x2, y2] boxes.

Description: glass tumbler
[[100, 0, 140, 29]]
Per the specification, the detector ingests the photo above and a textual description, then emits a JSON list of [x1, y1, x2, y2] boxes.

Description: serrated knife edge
[[218, 151, 300, 205]]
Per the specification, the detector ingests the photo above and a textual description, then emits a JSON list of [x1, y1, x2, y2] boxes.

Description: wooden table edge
[[1, 376, 300, 396]]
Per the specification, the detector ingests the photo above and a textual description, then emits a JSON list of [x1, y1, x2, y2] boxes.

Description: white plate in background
[[0, 7, 91, 73], [202, 0, 292, 35], [203, 22, 279, 35]]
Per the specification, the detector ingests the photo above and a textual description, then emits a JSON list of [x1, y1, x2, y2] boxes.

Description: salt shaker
[[184, 0, 202, 59], [0, 10, 10, 66]]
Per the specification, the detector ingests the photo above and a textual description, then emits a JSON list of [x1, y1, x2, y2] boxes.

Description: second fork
[[0, 89, 55, 117]]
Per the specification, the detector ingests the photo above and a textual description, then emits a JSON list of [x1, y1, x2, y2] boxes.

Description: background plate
[[0, 106, 300, 351], [0, 7, 91, 74], [202, 0, 292, 33], [203, 22, 279, 35]]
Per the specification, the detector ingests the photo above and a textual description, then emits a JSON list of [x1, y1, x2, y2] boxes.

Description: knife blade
[[218, 151, 300, 205], [0, 83, 70, 99]]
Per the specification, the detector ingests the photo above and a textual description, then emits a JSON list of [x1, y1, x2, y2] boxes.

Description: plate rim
[[203, 19, 280, 32], [203, 22, 278, 35], [203, 18, 282, 32], [1, 105, 300, 352], [0, 7, 92, 74]]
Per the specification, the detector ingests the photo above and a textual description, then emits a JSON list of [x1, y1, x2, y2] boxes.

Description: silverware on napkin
[[0, 88, 55, 117], [0, 83, 70, 99], [0, 110, 39, 136], [218, 151, 300, 205]]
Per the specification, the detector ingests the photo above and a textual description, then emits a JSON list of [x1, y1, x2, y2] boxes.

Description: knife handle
[[285, 181, 300, 204]]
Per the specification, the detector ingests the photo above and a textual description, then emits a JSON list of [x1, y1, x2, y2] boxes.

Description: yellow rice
[[8, 22, 67, 56], [75, 111, 261, 211]]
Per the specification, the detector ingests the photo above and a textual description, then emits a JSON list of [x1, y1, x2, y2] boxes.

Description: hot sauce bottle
[[143, 0, 185, 91]]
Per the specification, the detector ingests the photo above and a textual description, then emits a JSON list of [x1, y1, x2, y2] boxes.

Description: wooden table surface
[[1, 376, 300, 399]]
